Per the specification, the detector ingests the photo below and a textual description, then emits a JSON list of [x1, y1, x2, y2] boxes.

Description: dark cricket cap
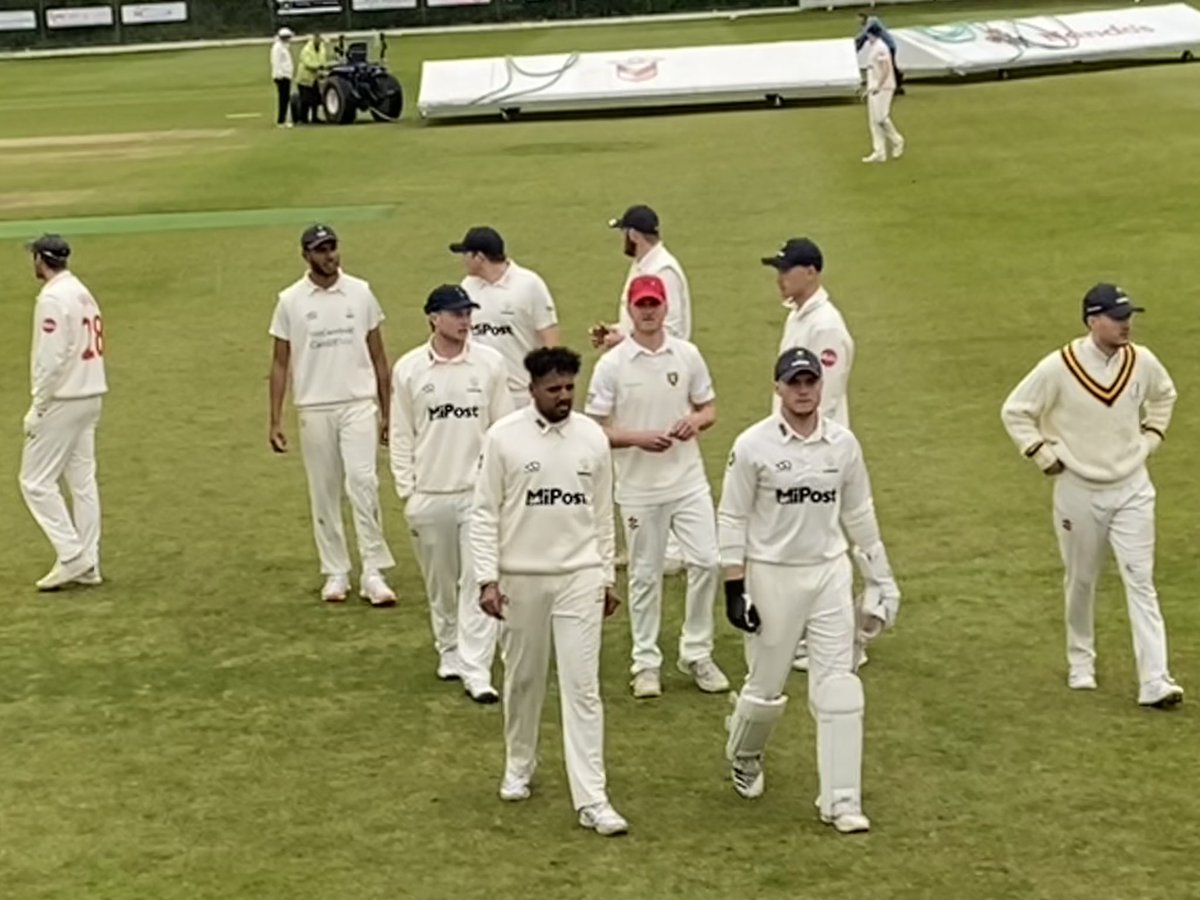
[[607, 204, 660, 235], [1082, 283, 1144, 321], [301, 224, 338, 251], [866, 21, 884, 36], [775, 347, 823, 383], [762, 237, 823, 272], [449, 226, 505, 257], [424, 283, 479, 314], [26, 234, 71, 263]]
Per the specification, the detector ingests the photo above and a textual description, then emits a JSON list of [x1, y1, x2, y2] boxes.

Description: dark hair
[[38, 253, 68, 272], [525, 346, 581, 381]]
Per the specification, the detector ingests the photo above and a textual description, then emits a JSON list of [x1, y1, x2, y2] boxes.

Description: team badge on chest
[[667, 371, 679, 386]]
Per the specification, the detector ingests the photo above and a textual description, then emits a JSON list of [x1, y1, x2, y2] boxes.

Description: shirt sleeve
[[660, 269, 690, 340], [687, 345, 716, 406], [584, 356, 616, 418], [268, 296, 289, 340], [388, 364, 417, 499], [592, 435, 616, 586], [717, 437, 757, 569], [838, 437, 883, 551], [488, 359, 514, 423], [1139, 347, 1178, 452], [530, 274, 558, 331], [30, 295, 72, 410], [364, 285, 385, 331], [1000, 355, 1060, 471], [811, 325, 852, 426], [470, 430, 505, 586]]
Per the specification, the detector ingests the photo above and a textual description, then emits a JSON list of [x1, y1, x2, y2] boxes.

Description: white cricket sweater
[[471, 407, 616, 586], [389, 340, 512, 498], [1000, 337, 1176, 485], [616, 242, 692, 340], [776, 288, 854, 426], [30, 271, 108, 409]]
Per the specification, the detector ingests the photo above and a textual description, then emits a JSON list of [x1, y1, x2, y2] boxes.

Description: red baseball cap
[[627, 274, 667, 305]]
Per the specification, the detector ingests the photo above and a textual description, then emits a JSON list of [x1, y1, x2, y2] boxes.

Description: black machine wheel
[[323, 77, 357, 125], [368, 74, 404, 122]]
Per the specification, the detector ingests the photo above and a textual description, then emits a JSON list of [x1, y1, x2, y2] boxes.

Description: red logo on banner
[[820, 348, 838, 367], [615, 58, 661, 82], [41, 318, 57, 334]]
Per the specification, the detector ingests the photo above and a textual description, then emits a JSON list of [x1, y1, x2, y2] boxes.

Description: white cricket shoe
[[1139, 678, 1183, 709], [36, 555, 93, 592], [465, 681, 500, 705], [892, 137, 906, 159], [359, 572, 397, 608], [499, 775, 531, 802], [1068, 669, 1098, 691], [578, 802, 629, 836], [792, 654, 810, 672], [731, 756, 764, 799], [437, 649, 463, 682], [321, 574, 350, 603], [630, 668, 662, 699], [821, 804, 871, 834], [678, 658, 730, 693], [74, 566, 103, 587], [862, 153, 886, 163]]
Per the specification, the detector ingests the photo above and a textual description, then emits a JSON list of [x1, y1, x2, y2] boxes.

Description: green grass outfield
[[2, 3, 1200, 897]]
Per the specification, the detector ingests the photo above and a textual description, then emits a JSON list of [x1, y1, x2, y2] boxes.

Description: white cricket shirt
[[269, 271, 385, 409], [389, 341, 512, 498], [461, 261, 559, 395], [471, 407, 616, 587], [866, 40, 896, 92], [271, 39, 294, 80], [1001, 336, 1176, 485], [718, 414, 882, 568], [616, 243, 692, 340], [585, 335, 715, 506], [29, 270, 108, 409], [777, 287, 854, 426]]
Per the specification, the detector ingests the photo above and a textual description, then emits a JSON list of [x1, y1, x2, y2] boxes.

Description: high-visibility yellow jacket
[[297, 39, 330, 87]]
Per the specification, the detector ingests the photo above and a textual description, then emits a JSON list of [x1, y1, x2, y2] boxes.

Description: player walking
[[718, 348, 900, 834], [585, 274, 729, 699], [451, 226, 561, 409], [19, 235, 107, 590], [862, 22, 905, 163], [268, 224, 397, 606], [471, 347, 628, 836], [763, 237, 857, 670], [1001, 284, 1182, 708], [390, 285, 512, 699]]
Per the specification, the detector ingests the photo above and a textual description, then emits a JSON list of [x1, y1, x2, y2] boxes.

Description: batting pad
[[725, 693, 788, 761], [814, 673, 864, 817]]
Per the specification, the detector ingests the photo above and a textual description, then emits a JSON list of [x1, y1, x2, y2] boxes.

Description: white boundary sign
[[121, 2, 188, 25], [352, 0, 417, 9], [46, 6, 116, 29], [0, 10, 37, 31]]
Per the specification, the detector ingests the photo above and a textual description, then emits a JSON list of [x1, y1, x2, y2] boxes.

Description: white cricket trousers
[[499, 568, 608, 811], [1052, 468, 1171, 688], [868, 89, 903, 158], [622, 487, 719, 674], [743, 557, 855, 708], [297, 399, 394, 576], [19, 396, 103, 566], [405, 491, 497, 683]]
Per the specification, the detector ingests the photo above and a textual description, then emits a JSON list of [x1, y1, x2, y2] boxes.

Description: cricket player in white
[[590, 204, 694, 574], [452, 226, 560, 409], [390, 284, 512, 699], [862, 22, 905, 163], [471, 347, 628, 837], [719, 348, 900, 834], [268, 224, 397, 606], [763, 237, 856, 670], [1001, 283, 1182, 708], [585, 274, 729, 699], [19, 235, 107, 591]]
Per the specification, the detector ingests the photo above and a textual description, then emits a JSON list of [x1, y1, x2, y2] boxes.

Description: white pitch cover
[[418, 39, 861, 118], [891, 3, 1200, 76]]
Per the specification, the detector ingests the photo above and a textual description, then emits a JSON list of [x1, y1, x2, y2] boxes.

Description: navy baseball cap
[[763, 238, 823, 272], [1082, 283, 1144, 322], [26, 234, 71, 264], [775, 347, 823, 383], [301, 224, 337, 251], [449, 226, 505, 258], [424, 284, 479, 314], [607, 204, 660, 235]]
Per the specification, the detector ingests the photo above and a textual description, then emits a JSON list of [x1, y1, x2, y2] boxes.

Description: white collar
[[774, 412, 827, 445], [783, 285, 829, 316]]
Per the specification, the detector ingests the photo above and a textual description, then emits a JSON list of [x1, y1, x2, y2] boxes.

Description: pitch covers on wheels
[[418, 39, 861, 119]]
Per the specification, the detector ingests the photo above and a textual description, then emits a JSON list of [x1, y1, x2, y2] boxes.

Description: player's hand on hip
[[22, 408, 42, 440], [724, 578, 760, 634], [480, 582, 507, 620], [1043, 459, 1065, 476], [603, 587, 621, 618], [269, 426, 288, 453]]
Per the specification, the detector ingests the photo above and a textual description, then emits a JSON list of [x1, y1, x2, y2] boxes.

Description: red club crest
[[820, 348, 838, 368]]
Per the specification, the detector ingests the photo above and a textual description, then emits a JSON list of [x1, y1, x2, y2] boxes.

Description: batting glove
[[724, 578, 761, 634]]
